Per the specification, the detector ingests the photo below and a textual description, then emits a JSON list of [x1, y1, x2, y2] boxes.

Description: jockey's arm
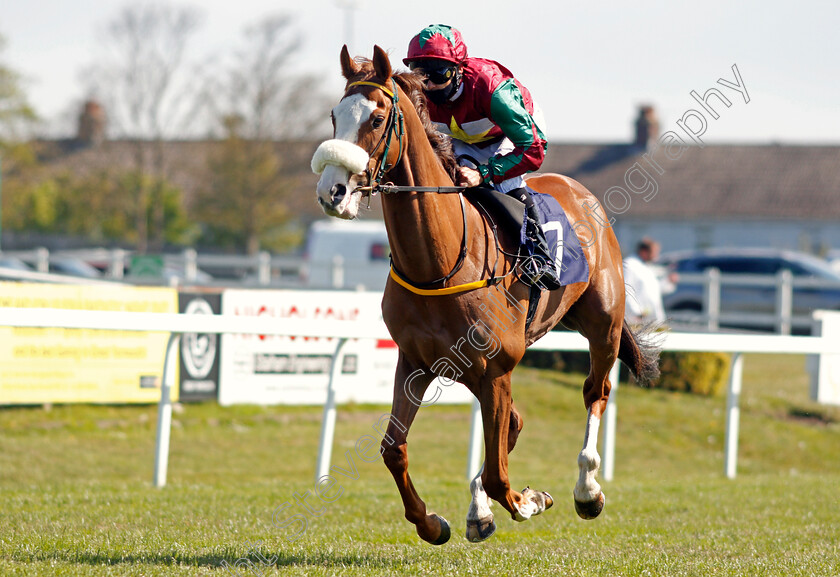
[[478, 79, 547, 186]]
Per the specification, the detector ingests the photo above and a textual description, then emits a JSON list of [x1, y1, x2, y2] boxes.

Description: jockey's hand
[[456, 166, 483, 188]]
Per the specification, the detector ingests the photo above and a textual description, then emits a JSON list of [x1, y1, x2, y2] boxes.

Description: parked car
[[657, 248, 840, 333], [49, 257, 102, 278], [0, 257, 34, 271]]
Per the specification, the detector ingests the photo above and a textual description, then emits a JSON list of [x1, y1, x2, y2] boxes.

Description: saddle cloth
[[464, 187, 589, 287]]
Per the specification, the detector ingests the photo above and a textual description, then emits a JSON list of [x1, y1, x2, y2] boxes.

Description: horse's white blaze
[[574, 409, 602, 503], [333, 93, 377, 142], [467, 464, 493, 523], [312, 93, 377, 219]]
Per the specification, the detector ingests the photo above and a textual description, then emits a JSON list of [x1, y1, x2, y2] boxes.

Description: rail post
[[466, 397, 483, 479], [258, 251, 271, 286], [184, 248, 198, 284], [775, 269, 793, 335], [601, 360, 621, 482], [724, 352, 744, 479], [153, 333, 181, 488], [703, 268, 721, 331], [315, 338, 349, 482]]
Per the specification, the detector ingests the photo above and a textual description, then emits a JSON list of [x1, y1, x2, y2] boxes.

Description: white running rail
[[0, 307, 835, 486]]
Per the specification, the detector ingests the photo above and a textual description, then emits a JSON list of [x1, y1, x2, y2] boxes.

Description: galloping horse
[[313, 46, 660, 545]]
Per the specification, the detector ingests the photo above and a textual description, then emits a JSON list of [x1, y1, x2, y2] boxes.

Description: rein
[[344, 79, 508, 296]]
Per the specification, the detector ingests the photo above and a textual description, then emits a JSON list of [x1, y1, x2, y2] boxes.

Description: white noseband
[[311, 139, 370, 175]]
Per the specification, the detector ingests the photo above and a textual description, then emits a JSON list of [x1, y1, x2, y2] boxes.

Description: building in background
[[12, 102, 840, 258]]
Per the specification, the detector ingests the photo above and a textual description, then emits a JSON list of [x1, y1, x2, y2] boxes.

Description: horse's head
[[312, 45, 402, 219]]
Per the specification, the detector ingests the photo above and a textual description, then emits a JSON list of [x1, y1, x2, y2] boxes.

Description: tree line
[[0, 5, 332, 255]]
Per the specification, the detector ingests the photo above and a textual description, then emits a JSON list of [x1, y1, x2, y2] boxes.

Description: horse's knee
[[381, 442, 407, 474]]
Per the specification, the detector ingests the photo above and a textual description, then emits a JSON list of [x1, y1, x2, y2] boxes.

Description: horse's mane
[[347, 59, 458, 181]]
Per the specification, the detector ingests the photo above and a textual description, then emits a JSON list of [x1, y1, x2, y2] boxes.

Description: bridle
[[346, 79, 404, 196], [340, 78, 511, 296], [346, 79, 466, 198]]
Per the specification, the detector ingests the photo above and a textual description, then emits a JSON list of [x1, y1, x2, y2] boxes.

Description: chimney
[[76, 99, 107, 147], [633, 105, 659, 149]]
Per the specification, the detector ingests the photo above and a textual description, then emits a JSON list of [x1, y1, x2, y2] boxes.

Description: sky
[[3, 0, 839, 144]]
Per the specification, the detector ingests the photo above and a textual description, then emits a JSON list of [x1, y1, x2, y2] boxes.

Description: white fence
[[668, 269, 840, 334], [11, 249, 840, 318], [2, 247, 344, 288], [0, 307, 836, 487]]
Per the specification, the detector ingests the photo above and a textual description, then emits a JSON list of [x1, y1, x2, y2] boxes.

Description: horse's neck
[[381, 139, 465, 283]]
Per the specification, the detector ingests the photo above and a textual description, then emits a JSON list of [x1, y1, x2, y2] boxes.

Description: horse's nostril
[[330, 184, 347, 203]]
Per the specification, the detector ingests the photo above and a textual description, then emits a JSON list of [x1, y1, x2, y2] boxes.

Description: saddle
[[462, 187, 525, 234], [463, 185, 590, 290]]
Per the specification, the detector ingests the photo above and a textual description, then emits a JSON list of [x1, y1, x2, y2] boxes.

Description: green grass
[[2, 354, 839, 576]]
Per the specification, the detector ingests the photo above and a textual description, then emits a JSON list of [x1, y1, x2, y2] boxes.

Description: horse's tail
[[617, 321, 663, 387]]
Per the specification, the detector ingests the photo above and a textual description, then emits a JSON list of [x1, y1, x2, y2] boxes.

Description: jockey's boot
[[507, 188, 562, 291]]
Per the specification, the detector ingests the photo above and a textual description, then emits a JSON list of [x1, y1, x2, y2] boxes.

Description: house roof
[[540, 142, 840, 221], [38, 137, 840, 225]]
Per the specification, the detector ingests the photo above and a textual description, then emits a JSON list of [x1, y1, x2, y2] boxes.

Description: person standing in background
[[623, 237, 667, 324]]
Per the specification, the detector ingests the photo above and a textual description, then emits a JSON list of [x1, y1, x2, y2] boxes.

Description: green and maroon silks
[[425, 57, 547, 186]]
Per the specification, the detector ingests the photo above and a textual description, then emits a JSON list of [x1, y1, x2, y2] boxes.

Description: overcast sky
[[3, 0, 839, 143]]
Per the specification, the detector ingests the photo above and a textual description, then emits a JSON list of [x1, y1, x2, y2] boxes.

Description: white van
[[304, 219, 391, 290]]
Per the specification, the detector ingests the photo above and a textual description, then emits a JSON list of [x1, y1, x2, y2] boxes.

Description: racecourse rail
[[1, 306, 836, 486]]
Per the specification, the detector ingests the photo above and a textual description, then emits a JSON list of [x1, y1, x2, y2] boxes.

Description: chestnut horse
[[313, 45, 660, 545]]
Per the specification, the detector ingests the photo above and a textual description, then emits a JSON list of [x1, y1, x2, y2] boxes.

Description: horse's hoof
[[543, 491, 554, 511], [574, 492, 606, 520], [465, 517, 496, 543], [429, 514, 451, 545], [521, 487, 554, 515]]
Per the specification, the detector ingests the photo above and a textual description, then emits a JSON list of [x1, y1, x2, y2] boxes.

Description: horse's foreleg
[[381, 357, 450, 545], [574, 327, 620, 519]]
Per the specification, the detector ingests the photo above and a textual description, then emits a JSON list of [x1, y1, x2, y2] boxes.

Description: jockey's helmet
[[403, 24, 468, 66]]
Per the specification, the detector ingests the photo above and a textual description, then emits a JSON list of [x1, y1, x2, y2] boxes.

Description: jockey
[[404, 24, 561, 290]]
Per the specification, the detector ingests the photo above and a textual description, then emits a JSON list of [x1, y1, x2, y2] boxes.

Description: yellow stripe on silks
[[448, 116, 494, 144], [389, 268, 492, 296], [348, 81, 395, 99]]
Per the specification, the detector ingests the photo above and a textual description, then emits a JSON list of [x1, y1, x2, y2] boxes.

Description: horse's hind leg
[[466, 403, 522, 542], [466, 402, 548, 542], [381, 355, 450, 545], [475, 374, 553, 529], [573, 317, 621, 519]]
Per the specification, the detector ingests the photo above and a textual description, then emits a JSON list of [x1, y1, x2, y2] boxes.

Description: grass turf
[[1, 353, 839, 576]]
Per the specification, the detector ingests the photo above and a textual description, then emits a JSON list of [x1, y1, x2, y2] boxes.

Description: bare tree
[[88, 3, 203, 252], [195, 15, 330, 254], [210, 15, 330, 140]]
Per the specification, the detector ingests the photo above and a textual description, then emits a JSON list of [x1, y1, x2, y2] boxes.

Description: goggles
[[408, 61, 457, 85]]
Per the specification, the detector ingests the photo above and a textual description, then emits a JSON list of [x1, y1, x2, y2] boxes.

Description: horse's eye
[[371, 116, 385, 129]]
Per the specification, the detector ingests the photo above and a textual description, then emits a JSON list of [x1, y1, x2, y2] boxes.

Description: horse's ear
[[340, 45, 360, 79], [372, 45, 392, 80]]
